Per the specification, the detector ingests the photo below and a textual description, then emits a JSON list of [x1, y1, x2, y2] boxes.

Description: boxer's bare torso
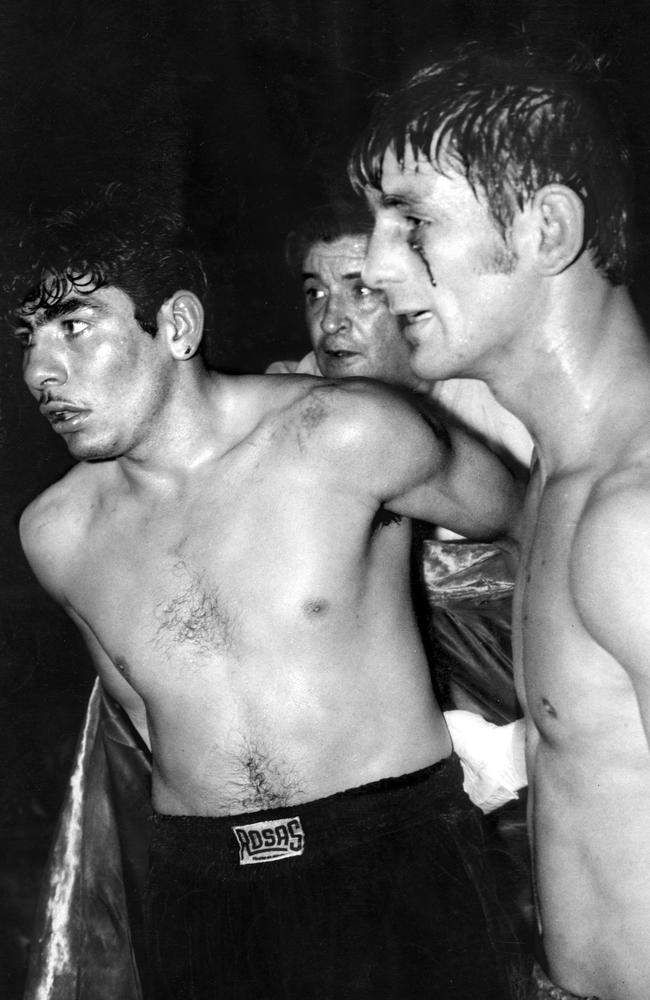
[[515, 374, 650, 1000], [21, 371, 515, 818]]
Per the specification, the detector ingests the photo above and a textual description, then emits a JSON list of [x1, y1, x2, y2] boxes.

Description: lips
[[40, 402, 89, 434], [402, 310, 433, 325], [324, 348, 358, 359]]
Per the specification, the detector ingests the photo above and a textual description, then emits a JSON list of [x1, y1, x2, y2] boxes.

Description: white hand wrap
[[444, 710, 527, 814]]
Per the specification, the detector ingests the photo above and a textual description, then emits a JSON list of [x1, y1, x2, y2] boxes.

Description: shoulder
[[290, 378, 446, 469], [253, 372, 421, 438], [298, 376, 434, 434], [20, 464, 102, 601], [242, 374, 444, 493]]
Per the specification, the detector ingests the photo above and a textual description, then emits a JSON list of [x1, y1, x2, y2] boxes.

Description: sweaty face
[[362, 143, 532, 382], [18, 284, 172, 461], [302, 235, 419, 388]]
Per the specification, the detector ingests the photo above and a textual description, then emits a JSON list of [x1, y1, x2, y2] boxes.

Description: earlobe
[[160, 291, 204, 360], [533, 185, 585, 275]]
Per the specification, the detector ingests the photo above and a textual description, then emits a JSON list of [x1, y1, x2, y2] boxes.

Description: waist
[[150, 754, 479, 877]]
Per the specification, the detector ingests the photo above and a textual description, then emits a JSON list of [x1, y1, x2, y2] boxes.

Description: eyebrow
[[41, 296, 102, 322], [302, 270, 364, 282], [16, 295, 103, 330], [380, 193, 415, 210]]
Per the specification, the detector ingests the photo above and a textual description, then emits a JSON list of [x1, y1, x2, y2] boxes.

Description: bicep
[[388, 421, 523, 540], [312, 381, 447, 500], [311, 381, 518, 538]]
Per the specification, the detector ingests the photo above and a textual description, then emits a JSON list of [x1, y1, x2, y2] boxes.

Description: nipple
[[541, 697, 558, 719], [303, 598, 330, 617]]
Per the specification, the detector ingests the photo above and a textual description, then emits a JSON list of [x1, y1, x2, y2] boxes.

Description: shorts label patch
[[232, 816, 305, 865]]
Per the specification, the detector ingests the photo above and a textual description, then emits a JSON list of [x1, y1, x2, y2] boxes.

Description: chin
[[66, 437, 120, 463], [321, 362, 364, 380]]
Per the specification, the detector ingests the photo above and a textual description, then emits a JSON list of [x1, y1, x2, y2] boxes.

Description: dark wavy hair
[[349, 43, 634, 285], [284, 198, 374, 278], [4, 183, 209, 334]]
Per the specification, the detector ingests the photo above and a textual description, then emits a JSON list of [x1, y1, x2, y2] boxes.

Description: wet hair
[[349, 43, 634, 285], [285, 198, 374, 278], [3, 183, 209, 334]]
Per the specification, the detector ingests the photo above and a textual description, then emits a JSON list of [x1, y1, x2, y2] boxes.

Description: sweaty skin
[[363, 143, 650, 1000], [517, 434, 650, 1000], [18, 285, 518, 819]]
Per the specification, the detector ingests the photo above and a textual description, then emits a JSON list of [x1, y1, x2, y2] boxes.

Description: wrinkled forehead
[[302, 234, 369, 279]]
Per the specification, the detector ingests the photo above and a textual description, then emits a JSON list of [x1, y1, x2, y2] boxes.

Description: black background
[[2, 1, 650, 994]]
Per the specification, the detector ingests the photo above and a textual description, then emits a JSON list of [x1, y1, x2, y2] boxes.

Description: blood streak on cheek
[[408, 233, 436, 287], [418, 248, 436, 288]]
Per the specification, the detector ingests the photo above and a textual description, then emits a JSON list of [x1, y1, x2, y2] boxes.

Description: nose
[[320, 294, 351, 335], [361, 221, 404, 290], [23, 336, 68, 395]]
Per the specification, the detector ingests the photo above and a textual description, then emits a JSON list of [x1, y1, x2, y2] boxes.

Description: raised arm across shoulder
[[294, 378, 522, 539], [293, 377, 449, 500]]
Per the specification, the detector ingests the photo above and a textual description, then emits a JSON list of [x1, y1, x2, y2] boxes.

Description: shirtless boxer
[[10, 189, 521, 999], [351, 42, 650, 1000]]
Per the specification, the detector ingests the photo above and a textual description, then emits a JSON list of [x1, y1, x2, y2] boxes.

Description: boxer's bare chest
[[67, 430, 375, 693]]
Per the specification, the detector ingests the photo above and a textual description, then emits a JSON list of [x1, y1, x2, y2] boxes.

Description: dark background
[[2, 1, 650, 995]]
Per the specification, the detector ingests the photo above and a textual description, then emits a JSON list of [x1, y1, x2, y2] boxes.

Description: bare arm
[[391, 415, 525, 539], [307, 379, 523, 540]]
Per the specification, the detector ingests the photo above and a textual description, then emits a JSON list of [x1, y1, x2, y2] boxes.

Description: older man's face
[[302, 234, 420, 388]]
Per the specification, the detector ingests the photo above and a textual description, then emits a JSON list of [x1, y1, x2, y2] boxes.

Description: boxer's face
[[19, 283, 173, 461], [363, 143, 531, 383]]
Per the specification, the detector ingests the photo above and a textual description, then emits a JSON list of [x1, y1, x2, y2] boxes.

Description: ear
[[157, 291, 204, 360], [530, 185, 585, 275]]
